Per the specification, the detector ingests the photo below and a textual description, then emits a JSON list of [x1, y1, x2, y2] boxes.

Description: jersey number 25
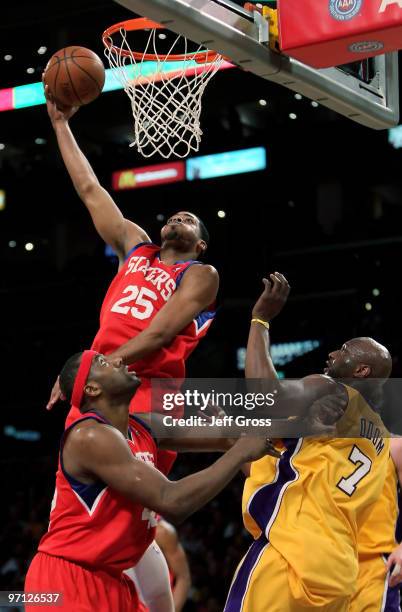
[[111, 285, 157, 320]]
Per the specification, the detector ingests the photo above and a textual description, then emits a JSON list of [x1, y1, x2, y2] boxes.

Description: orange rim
[[102, 17, 223, 63]]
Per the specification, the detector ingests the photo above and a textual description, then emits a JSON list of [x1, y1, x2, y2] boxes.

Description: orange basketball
[[43, 46, 105, 107]]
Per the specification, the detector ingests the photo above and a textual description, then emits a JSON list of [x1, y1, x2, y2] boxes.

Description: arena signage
[[112, 147, 267, 190], [112, 162, 185, 190]]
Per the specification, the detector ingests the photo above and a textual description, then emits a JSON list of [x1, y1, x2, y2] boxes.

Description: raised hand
[[46, 376, 65, 411], [252, 272, 290, 323], [42, 77, 79, 124]]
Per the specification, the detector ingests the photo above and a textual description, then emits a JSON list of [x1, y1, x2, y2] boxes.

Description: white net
[[104, 27, 224, 159]]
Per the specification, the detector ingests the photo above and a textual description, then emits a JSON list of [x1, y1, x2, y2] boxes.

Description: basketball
[[43, 46, 105, 108]]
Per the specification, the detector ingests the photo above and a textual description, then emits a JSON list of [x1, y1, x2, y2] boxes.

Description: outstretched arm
[[245, 273, 290, 380], [63, 421, 272, 525], [107, 264, 219, 365], [245, 274, 347, 419], [44, 85, 150, 261], [134, 412, 281, 457]]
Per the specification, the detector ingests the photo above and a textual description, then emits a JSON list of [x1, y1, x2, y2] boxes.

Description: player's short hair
[[59, 352, 83, 403], [196, 216, 210, 245]]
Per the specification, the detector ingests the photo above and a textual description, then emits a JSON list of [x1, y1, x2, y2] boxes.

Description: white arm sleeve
[[124, 541, 174, 612]]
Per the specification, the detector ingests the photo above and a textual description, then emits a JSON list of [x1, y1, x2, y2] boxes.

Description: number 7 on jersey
[[337, 445, 372, 496]]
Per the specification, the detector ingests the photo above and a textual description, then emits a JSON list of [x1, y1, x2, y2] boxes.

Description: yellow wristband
[[251, 318, 270, 330]]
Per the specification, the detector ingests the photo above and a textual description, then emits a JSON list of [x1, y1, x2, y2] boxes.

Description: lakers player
[[224, 273, 392, 612], [350, 436, 402, 612]]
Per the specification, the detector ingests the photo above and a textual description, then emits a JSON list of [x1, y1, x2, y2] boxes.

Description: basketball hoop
[[102, 18, 225, 159]]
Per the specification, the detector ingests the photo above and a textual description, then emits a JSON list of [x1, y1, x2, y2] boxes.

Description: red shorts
[[25, 552, 139, 612]]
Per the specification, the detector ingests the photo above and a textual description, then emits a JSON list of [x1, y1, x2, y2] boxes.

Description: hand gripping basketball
[[43, 80, 79, 122], [43, 46, 105, 108]]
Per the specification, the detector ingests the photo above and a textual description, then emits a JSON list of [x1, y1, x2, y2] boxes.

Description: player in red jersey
[[26, 350, 272, 611], [44, 88, 219, 473]]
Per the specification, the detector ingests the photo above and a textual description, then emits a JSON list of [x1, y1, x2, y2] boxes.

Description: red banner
[[278, 0, 402, 68], [112, 161, 185, 190]]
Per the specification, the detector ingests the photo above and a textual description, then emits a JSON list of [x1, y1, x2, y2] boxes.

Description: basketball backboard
[[112, 0, 399, 129]]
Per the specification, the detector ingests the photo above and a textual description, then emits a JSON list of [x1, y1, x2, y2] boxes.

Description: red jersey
[[91, 242, 215, 413], [39, 412, 158, 578]]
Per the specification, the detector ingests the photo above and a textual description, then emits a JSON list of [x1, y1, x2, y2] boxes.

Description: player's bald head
[[326, 337, 392, 382], [347, 337, 392, 379]]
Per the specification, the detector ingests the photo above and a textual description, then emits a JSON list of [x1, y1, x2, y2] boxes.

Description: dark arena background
[[1, 1, 402, 610]]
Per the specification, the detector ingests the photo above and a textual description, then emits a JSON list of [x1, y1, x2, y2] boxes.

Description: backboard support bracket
[[113, 0, 399, 129]]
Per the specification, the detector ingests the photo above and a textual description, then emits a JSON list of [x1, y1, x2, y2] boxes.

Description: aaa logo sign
[[329, 0, 363, 20]]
